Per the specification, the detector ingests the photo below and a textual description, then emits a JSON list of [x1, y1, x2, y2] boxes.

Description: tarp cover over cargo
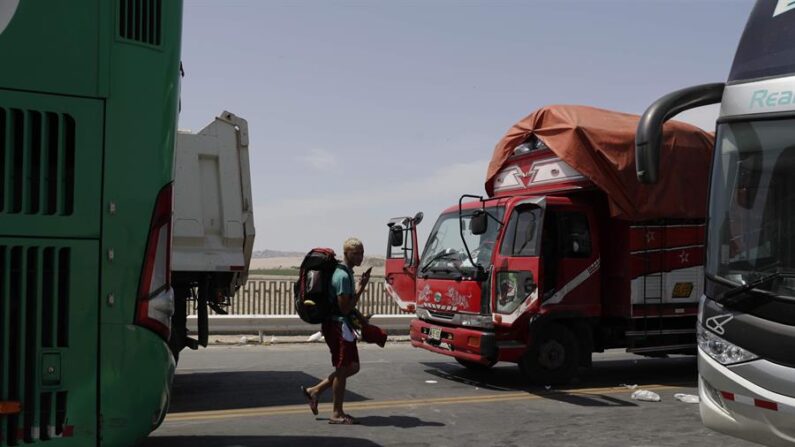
[[484, 105, 714, 221]]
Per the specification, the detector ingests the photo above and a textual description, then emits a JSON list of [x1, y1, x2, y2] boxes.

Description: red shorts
[[322, 320, 359, 368]]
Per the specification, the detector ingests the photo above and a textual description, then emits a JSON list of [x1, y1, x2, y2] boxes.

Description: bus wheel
[[519, 323, 579, 385], [456, 357, 496, 371]]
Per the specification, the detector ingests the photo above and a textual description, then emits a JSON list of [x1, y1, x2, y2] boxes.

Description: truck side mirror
[[470, 210, 488, 235], [389, 225, 404, 247]]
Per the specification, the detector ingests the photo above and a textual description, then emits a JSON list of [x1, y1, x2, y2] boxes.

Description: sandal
[[329, 414, 359, 425], [300, 385, 318, 415]]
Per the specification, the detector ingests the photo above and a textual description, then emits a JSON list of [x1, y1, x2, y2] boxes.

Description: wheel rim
[[538, 339, 566, 370]]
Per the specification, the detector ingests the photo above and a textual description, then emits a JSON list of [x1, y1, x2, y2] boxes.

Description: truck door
[[492, 203, 543, 324], [542, 208, 600, 315], [385, 215, 421, 312]]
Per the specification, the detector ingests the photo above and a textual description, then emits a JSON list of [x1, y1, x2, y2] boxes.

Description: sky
[[178, 0, 754, 257]]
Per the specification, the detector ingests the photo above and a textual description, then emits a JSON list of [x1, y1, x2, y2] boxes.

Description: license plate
[[428, 327, 441, 341]]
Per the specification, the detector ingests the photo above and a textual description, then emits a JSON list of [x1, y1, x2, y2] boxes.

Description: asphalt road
[[142, 341, 756, 447]]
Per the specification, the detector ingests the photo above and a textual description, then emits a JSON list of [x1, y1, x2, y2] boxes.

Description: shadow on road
[[420, 354, 697, 401], [169, 371, 369, 413], [352, 415, 445, 428], [542, 392, 637, 407], [142, 435, 383, 447]]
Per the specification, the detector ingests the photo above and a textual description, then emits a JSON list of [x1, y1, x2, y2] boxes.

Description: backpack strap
[[330, 264, 356, 324]]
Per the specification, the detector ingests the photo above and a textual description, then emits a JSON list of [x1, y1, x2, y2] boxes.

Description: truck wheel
[[168, 285, 190, 364], [456, 358, 496, 371], [519, 323, 579, 385], [168, 315, 185, 364]]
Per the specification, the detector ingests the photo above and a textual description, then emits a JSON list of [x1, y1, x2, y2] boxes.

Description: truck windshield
[[706, 118, 795, 298], [421, 206, 505, 276]]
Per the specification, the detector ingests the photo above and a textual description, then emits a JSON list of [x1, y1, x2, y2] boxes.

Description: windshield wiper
[[420, 250, 460, 273], [716, 271, 793, 306]]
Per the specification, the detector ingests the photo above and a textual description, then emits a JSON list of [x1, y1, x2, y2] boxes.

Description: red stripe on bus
[[755, 399, 778, 411], [720, 391, 735, 401]]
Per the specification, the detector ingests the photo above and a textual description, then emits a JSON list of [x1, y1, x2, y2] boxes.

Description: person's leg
[[308, 370, 335, 398], [305, 322, 339, 408], [330, 366, 348, 420], [331, 363, 359, 420], [330, 338, 360, 422]]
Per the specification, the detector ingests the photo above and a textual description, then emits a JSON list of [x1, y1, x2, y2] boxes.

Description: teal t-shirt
[[329, 264, 354, 309]]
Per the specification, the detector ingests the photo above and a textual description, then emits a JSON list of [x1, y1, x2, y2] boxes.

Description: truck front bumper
[[409, 318, 497, 364]]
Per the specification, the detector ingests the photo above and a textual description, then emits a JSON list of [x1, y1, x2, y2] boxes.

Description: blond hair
[[343, 237, 363, 253]]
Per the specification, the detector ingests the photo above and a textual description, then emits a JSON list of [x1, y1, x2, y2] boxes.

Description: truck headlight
[[495, 271, 535, 314], [697, 324, 758, 365], [459, 314, 493, 329]]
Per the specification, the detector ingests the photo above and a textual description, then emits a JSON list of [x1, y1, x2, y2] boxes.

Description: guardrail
[[187, 278, 402, 316], [188, 314, 414, 336]]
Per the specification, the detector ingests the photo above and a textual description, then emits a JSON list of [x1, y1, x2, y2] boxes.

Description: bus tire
[[519, 322, 579, 385]]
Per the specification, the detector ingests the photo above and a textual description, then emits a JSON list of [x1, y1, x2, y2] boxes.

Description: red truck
[[386, 105, 715, 383]]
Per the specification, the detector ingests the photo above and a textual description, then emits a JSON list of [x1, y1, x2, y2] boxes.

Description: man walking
[[302, 237, 371, 424]]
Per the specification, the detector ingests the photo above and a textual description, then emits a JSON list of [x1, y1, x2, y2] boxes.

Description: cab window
[[500, 205, 542, 257], [387, 225, 416, 267], [559, 212, 591, 258]]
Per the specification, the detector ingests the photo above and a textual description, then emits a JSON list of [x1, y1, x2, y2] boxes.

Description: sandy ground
[[250, 256, 386, 277]]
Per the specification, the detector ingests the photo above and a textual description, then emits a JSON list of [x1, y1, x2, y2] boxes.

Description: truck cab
[[387, 105, 713, 383]]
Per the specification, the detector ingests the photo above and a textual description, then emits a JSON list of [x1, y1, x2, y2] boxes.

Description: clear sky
[[179, 0, 753, 256]]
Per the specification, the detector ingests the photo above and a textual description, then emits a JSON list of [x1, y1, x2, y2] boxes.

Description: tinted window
[[560, 213, 591, 259], [707, 119, 795, 294], [729, 2, 795, 82]]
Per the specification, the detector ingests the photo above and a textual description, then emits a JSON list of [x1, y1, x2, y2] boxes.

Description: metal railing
[[188, 279, 402, 316]]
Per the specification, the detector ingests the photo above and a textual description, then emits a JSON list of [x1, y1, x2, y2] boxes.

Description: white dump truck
[[169, 111, 255, 360]]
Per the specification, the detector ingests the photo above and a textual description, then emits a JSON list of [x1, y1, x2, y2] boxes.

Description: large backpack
[[294, 248, 340, 324]]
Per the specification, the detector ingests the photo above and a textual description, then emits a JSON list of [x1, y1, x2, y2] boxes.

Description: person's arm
[[355, 267, 372, 299]]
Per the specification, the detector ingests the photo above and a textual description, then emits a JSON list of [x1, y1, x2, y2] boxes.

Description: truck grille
[[0, 109, 75, 217], [427, 310, 454, 320], [119, 0, 162, 46], [1, 245, 70, 445]]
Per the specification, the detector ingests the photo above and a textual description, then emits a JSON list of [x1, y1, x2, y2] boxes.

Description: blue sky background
[[179, 0, 753, 256]]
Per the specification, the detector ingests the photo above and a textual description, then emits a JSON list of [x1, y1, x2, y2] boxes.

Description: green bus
[[0, 1, 183, 446]]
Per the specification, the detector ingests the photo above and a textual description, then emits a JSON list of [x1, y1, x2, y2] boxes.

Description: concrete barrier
[[188, 314, 414, 336]]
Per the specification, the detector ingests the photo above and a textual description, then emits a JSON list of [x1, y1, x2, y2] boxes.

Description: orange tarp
[[484, 105, 715, 221]]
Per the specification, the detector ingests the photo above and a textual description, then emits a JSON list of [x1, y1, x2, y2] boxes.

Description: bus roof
[[484, 105, 715, 221], [729, 0, 795, 83]]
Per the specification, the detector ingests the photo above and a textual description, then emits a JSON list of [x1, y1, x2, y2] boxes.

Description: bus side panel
[[97, 326, 175, 447], [0, 1, 100, 97], [0, 91, 103, 239], [98, 0, 184, 445], [0, 239, 98, 446]]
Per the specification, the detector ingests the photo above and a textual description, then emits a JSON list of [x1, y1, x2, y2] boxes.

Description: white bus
[[636, 1, 795, 445]]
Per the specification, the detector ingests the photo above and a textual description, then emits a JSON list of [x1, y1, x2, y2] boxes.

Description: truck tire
[[456, 357, 496, 371], [167, 325, 183, 365], [168, 285, 191, 364], [519, 322, 579, 385]]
